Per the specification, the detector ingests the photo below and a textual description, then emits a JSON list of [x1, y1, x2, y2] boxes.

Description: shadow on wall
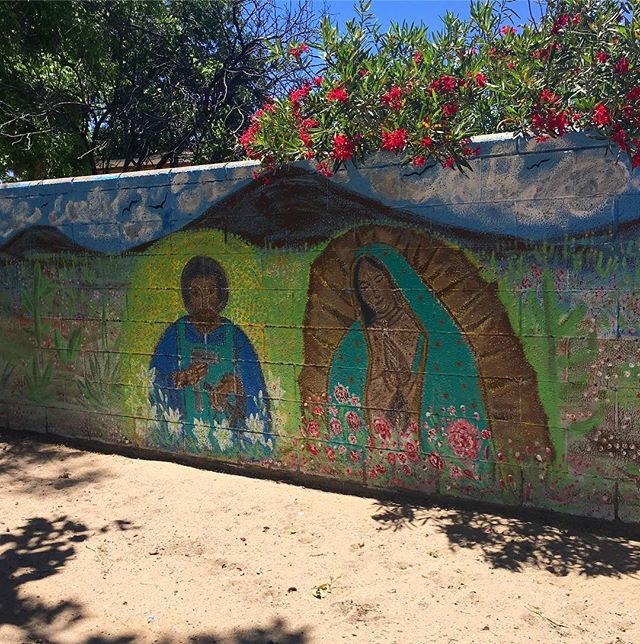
[[371, 501, 640, 578]]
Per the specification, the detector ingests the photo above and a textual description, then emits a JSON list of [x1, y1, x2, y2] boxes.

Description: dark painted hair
[[180, 256, 229, 311], [353, 254, 395, 327]]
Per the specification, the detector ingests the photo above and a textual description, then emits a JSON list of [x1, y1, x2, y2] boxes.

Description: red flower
[[309, 443, 318, 455], [432, 75, 457, 94], [329, 417, 343, 437], [539, 89, 559, 104], [373, 416, 392, 440], [422, 135, 433, 147], [299, 128, 312, 148], [446, 419, 481, 460], [405, 440, 419, 462], [475, 72, 487, 88], [289, 43, 309, 58], [442, 156, 456, 169], [289, 82, 311, 106], [429, 452, 445, 470], [327, 86, 349, 102], [312, 76, 323, 87], [402, 464, 412, 477], [381, 128, 407, 153], [595, 51, 608, 64], [387, 452, 397, 465], [312, 405, 324, 416], [413, 156, 427, 166], [325, 447, 336, 461], [414, 50, 422, 65], [333, 384, 349, 403], [332, 134, 355, 161], [358, 68, 369, 77], [614, 57, 630, 75], [443, 103, 457, 117], [500, 25, 516, 35], [306, 420, 320, 438], [381, 86, 403, 110], [349, 450, 360, 463], [481, 429, 492, 440], [550, 14, 569, 34], [592, 103, 611, 127], [628, 87, 640, 103], [239, 122, 260, 153], [345, 411, 361, 430], [316, 162, 333, 177]]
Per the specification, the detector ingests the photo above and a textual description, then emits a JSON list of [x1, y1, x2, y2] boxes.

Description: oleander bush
[[241, 0, 640, 178]]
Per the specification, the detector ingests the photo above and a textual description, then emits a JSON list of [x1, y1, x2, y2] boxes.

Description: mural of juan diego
[[149, 256, 272, 457]]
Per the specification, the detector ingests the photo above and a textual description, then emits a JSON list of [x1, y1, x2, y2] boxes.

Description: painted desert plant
[[242, 0, 640, 177]]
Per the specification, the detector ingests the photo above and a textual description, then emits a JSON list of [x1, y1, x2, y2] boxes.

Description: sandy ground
[[1, 432, 639, 644]]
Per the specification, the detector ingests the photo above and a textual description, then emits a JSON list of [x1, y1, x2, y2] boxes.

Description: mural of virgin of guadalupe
[[299, 226, 553, 490], [323, 243, 492, 482]]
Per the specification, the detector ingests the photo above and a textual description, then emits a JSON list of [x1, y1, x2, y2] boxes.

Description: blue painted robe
[[149, 316, 272, 456]]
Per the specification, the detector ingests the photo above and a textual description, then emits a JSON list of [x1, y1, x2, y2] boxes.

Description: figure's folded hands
[[173, 361, 208, 389]]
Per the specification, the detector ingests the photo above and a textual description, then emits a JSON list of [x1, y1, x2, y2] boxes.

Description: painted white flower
[[245, 413, 265, 444], [212, 417, 234, 452], [163, 407, 182, 437], [266, 373, 285, 400], [139, 366, 156, 392], [271, 409, 287, 433], [193, 417, 210, 450]]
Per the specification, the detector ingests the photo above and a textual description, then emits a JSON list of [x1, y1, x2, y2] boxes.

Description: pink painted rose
[[373, 416, 392, 440], [329, 418, 343, 436], [306, 420, 320, 438], [405, 440, 420, 463], [345, 411, 361, 430], [312, 405, 324, 416], [402, 465, 412, 477], [308, 443, 318, 456], [325, 447, 336, 461], [348, 433, 357, 445], [333, 384, 350, 403], [450, 465, 463, 478], [407, 420, 420, 436], [481, 429, 491, 440], [446, 419, 481, 460], [429, 452, 445, 470], [386, 452, 397, 465], [350, 450, 360, 463]]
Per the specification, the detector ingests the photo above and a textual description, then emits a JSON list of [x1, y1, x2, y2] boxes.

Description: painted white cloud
[[0, 199, 43, 237], [172, 171, 227, 214]]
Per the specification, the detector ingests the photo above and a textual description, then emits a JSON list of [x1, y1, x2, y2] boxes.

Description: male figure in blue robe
[[149, 256, 272, 455]]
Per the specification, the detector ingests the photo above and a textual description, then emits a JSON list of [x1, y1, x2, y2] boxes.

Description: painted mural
[[1, 134, 640, 523]]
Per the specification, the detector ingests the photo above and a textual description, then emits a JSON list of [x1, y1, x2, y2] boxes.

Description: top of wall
[[0, 131, 636, 253]]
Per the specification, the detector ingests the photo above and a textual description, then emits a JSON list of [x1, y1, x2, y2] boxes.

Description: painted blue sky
[[316, 1, 546, 30]]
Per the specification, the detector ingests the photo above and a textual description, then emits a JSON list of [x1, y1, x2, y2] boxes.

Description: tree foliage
[[0, 0, 314, 181], [241, 0, 640, 178]]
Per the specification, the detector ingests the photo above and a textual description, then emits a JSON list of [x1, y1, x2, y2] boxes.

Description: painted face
[[357, 258, 396, 316], [186, 275, 221, 321]]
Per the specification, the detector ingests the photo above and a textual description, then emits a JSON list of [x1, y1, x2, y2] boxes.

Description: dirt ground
[[1, 432, 639, 644]]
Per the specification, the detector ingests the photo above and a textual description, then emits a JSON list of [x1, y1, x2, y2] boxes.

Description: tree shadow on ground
[[0, 431, 109, 492], [0, 515, 139, 643], [371, 501, 640, 578]]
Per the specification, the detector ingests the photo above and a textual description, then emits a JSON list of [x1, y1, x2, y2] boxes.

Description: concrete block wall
[[1, 132, 640, 523]]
